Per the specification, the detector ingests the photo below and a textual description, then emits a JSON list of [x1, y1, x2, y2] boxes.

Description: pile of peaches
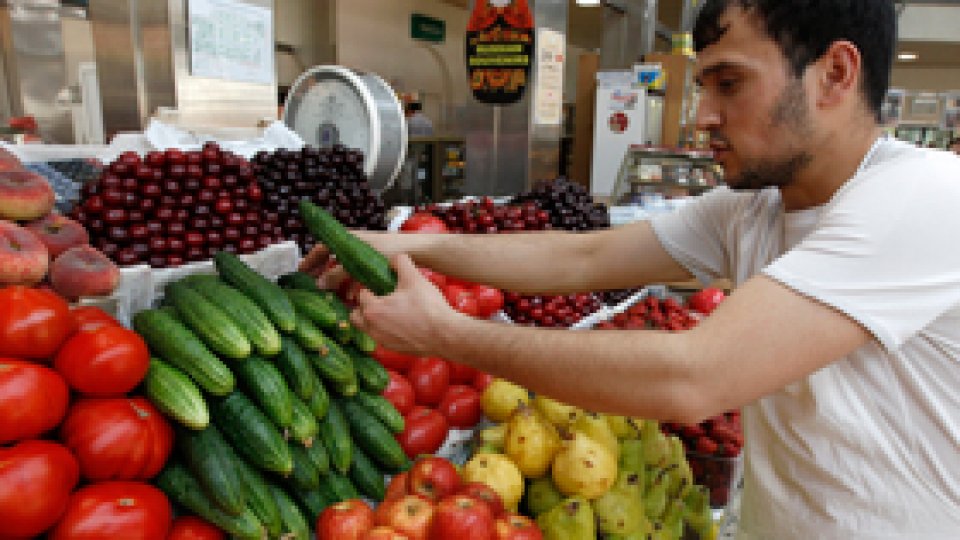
[[0, 148, 119, 301]]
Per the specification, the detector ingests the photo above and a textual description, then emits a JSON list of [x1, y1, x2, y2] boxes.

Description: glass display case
[[611, 145, 721, 206], [387, 136, 466, 206]]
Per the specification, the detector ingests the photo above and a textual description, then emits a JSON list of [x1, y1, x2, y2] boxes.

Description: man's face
[[694, 7, 816, 190]]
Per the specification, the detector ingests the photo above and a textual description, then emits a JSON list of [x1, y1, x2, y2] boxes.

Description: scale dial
[[283, 66, 407, 191]]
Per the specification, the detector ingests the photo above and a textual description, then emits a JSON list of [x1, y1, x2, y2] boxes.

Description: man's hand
[[350, 253, 464, 356]]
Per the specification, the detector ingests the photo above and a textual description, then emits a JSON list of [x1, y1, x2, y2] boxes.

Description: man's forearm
[[434, 315, 708, 422]]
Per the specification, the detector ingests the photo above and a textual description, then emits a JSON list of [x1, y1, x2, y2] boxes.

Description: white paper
[[534, 28, 565, 126], [144, 119, 304, 159], [189, 0, 274, 85]]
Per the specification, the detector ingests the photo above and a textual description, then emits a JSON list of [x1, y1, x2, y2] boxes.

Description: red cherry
[[215, 198, 233, 215]]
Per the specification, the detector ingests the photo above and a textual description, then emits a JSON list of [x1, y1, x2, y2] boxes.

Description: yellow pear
[[482, 379, 530, 423], [504, 404, 561, 478], [463, 452, 525, 511], [572, 413, 620, 460], [532, 394, 583, 428], [551, 431, 618, 500]]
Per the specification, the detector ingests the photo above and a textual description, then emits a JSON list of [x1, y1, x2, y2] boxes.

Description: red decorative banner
[[466, 0, 534, 105]]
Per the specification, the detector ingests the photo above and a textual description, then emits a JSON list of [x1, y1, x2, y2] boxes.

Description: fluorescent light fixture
[[576, 0, 602, 6], [898, 52, 918, 61]]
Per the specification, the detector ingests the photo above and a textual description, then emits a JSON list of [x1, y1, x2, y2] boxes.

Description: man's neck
[[780, 121, 884, 211]]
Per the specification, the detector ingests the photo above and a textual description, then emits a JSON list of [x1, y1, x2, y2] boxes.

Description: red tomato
[[473, 372, 495, 393], [437, 385, 483, 429], [382, 370, 416, 416], [397, 407, 449, 459], [457, 483, 505, 518], [60, 397, 173, 481], [429, 494, 495, 540], [0, 358, 70, 444], [70, 306, 120, 332], [167, 516, 225, 540], [473, 285, 504, 318], [373, 494, 435, 540], [443, 285, 479, 317], [401, 213, 449, 233], [0, 286, 76, 360], [53, 324, 150, 396], [409, 457, 461, 502], [362, 527, 410, 540], [494, 514, 543, 540], [687, 287, 726, 315], [47, 481, 171, 540], [407, 357, 450, 407], [418, 268, 448, 291], [0, 440, 79, 539], [384, 471, 411, 501], [372, 346, 417, 373], [448, 361, 479, 385], [317, 499, 375, 540]]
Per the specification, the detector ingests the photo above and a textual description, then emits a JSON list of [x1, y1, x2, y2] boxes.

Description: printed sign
[[466, 0, 534, 105]]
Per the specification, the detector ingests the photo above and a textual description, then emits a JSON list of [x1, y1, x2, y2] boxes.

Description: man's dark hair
[[693, 0, 896, 122]]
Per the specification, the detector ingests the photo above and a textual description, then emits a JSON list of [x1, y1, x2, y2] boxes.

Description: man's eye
[[717, 78, 739, 93]]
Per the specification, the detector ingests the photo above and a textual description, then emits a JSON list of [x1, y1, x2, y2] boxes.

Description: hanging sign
[[466, 0, 534, 105]]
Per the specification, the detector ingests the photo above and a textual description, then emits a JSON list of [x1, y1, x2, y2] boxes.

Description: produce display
[[467, 379, 717, 540], [69, 143, 273, 268], [0, 287, 175, 539], [252, 146, 388, 255], [502, 292, 603, 328]]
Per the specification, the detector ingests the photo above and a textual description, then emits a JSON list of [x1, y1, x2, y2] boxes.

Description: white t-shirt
[[651, 139, 960, 539]]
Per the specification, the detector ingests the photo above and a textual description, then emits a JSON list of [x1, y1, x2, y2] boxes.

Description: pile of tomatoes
[[316, 456, 542, 540], [374, 346, 493, 459]]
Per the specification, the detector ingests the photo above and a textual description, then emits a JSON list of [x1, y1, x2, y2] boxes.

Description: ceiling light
[[576, 0, 602, 6], [898, 52, 918, 61]]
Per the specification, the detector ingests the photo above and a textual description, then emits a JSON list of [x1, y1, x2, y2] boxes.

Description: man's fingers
[[316, 265, 349, 291], [392, 253, 426, 287], [298, 245, 331, 275]]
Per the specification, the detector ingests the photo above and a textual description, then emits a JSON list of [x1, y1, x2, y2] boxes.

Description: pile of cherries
[[252, 145, 387, 254], [502, 292, 604, 328], [70, 143, 272, 267]]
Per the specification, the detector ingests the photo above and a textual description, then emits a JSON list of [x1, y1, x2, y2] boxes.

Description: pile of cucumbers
[[135, 250, 407, 540]]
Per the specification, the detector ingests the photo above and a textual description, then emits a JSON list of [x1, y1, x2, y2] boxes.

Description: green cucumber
[[285, 289, 339, 330], [351, 329, 376, 353], [299, 199, 397, 296], [183, 274, 282, 357], [278, 271, 322, 293], [325, 471, 360, 502], [288, 444, 322, 491], [304, 438, 330, 475], [292, 309, 325, 352], [313, 335, 357, 395], [165, 280, 251, 359], [318, 399, 352, 474], [349, 445, 386, 501], [306, 378, 331, 420], [351, 391, 404, 434], [268, 483, 311, 540], [133, 309, 234, 396], [211, 391, 293, 475], [293, 487, 330, 521], [275, 337, 319, 401], [349, 348, 389, 394], [214, 251, 296, 333], [234, 355, 294, 429], [289, 394, 319, 447], [143, 357, 209, 430], [341, 399, 408, 472], [177, 425, 246, 515], [234, 455, 283, 538], [156, 462, 265, 540]]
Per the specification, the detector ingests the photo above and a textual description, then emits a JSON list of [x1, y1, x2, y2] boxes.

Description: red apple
[[317, 499, 375, 540], [429, 494, 495, 540], [25, 214, 90, 258], [0, 171, 55, 221], [0, 220, 49, 286], [494, 515, 542, 540], [49, 245, 120, 300], [374, 495, 434, 540], [409, 457, 461, 502], [457, 482, 505, 518], [0, 156, 24, 172]]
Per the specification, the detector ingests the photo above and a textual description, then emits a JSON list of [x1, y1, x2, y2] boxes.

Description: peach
[[0, 171, 55, 221], [49, 245, 120, 301], [0, 220, 49, 286], [0, 149, 23, 172], [25, 213, 90, 258]]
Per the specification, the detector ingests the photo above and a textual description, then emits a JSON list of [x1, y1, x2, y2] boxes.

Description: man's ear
[[813, 40, 863, 112]]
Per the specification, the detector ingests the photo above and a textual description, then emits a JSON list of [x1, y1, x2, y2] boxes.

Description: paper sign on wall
[[533, 28, 564, 125], [189, 0, 274, 85]]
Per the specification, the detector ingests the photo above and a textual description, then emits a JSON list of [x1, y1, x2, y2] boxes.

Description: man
[[303, 1, 960, 537], [406, 101, 435, 137]]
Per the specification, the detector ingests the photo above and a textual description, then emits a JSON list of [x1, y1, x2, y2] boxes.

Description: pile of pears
[[474, 382, 715, 540]]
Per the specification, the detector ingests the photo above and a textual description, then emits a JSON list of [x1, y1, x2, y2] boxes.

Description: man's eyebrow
[[694, 62, 743, 86]]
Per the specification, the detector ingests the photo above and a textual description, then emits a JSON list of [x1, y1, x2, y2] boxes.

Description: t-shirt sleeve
[[763, 153, 960, 351], [650, 187, 738, 286]]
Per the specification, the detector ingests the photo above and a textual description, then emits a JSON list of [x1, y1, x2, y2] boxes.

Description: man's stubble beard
[[726, 79, 815, 191]]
